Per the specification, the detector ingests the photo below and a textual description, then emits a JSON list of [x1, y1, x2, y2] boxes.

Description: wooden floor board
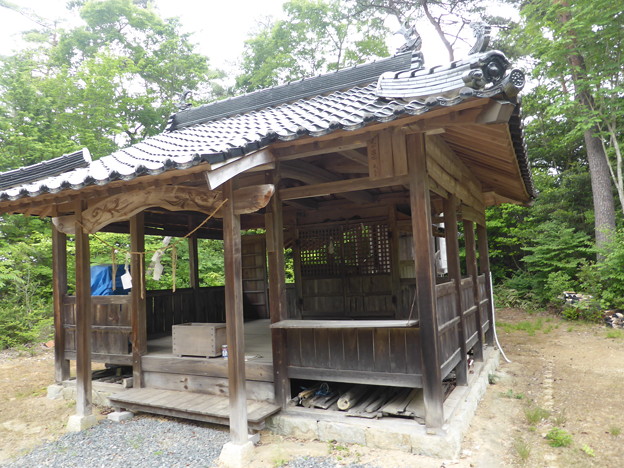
[[109, 388, 279, 427]]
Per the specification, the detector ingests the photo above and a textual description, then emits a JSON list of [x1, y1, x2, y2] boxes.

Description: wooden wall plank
[[367, 134, 381, 179], [52, 226, 70, 383], [223, 180, 249, 444]]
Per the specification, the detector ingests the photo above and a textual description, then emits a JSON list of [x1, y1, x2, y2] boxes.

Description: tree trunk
[[556, 0, 616, 255], [584, 125, 616, 253]]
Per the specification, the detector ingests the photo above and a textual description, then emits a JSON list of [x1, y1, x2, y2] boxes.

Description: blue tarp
[[90, 264, 130, 296]]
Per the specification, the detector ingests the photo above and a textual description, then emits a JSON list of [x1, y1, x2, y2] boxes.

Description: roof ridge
[[165, 53, 413, 132]]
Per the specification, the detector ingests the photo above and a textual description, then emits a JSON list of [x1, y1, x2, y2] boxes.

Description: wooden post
[[52, 226, 70, 383], [130, 213, 147, 387], [463, 220, 484, 362], [74, 200, 92, 417], [443, 196, 468, 386], [265, 169, 291, 407], [477, 223, 495, 346], [188, 233, 200, 320], [407, 133, 444, 431], [223, 180, 249, 444]]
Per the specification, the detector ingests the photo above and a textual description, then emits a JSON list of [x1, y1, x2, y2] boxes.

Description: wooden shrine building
[[0, 33, 532, 453]]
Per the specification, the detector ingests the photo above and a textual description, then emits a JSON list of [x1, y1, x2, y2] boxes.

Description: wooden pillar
[[52, 226, 70, 383], [407, 133, 444, 431], [188, 233, 200, 320], [74, 200, 92, 417], [463, 220, 484, 361], [443, 196, 468, 386], [477, 223, 495, 346], [130, 213, 147, 387], [188, 235, 200, 289], [223, 180, 249, 444], [265, 169, 291, 407]]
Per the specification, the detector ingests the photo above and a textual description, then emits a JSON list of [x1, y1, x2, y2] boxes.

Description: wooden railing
[[62, 295, 132, 365], [146, 287, 225, 337]]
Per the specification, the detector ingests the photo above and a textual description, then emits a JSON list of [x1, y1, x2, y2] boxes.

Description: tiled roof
[[0, 51, 533, 203]]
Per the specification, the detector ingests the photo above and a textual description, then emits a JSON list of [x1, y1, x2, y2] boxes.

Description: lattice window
[[299, 222, 391, 277]]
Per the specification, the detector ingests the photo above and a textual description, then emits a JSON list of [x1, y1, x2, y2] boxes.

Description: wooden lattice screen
[[299, 222, 391, 278]]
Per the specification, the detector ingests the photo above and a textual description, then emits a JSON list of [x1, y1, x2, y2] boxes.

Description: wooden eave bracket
[[205, 149, 275, 190], [52, 184, 274, 235], [483, 191, 527, 207]]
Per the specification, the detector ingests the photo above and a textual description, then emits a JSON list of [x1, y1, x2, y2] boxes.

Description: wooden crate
[[172, 323, 227, 358]]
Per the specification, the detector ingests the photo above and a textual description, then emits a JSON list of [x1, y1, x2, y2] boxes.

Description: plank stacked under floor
[[109, 388, 280, 430]]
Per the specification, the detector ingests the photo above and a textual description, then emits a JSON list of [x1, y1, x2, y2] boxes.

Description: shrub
[[545, 427, 573, 447]]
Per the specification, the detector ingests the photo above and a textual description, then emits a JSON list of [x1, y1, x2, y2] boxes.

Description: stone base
[[47, 384, 64, 400], [218, 440, 254, 468], [267, 346, 500, 459], [66, 414, 98, 432], [107, 411, 134, 422]]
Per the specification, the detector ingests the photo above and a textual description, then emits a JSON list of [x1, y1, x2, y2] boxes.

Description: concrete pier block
[[218, 440, 254, 468], [66, 414, 98, 432], [107, 411, 134, 422]]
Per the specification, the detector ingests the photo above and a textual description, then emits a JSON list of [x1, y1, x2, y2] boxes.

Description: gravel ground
[[2, 415, 379, 468]]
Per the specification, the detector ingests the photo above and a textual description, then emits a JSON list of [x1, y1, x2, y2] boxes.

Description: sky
[[0, 0, 290, 72], [0, 0, 467, 75]]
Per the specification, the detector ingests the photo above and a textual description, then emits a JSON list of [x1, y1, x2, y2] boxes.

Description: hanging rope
[[76, 198, 228, 296]]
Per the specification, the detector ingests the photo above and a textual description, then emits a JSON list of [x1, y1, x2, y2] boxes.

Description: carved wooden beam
[[53, 184, 274, 234]]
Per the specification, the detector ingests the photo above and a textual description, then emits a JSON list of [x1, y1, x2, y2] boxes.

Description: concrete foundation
[[218, 440, 254, 468], [47, 379, 126, 407], [267, 346, 500, 459], [66, 414, 98, 432], [107, 410, 134, 422]]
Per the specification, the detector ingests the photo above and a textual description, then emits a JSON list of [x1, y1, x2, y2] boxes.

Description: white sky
[[0, 0, 289, 72], [0, 0, 460, 73]]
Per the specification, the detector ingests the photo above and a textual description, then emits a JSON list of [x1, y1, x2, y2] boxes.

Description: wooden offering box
[[172, 323, 227, 358]]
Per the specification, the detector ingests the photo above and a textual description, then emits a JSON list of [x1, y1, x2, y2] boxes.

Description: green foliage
[[545, 427, 573, 447], [235, 0, 389, 92], [0, 216, 54, 348], [497, 318, 544, 336]]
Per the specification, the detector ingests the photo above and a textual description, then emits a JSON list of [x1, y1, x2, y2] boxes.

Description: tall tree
[[0, 0, 222, 163], [235, 0, 389, 92], [518, 0, 619, 253]]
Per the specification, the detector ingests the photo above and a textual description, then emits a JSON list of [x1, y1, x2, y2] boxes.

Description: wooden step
[[109, 388, 280, 430]]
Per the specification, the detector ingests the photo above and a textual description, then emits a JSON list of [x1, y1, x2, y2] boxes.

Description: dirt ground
[[1, 308, 622, 467]]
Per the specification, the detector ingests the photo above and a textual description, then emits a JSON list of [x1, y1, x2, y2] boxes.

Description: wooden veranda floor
[[109, 388, 280, 430]]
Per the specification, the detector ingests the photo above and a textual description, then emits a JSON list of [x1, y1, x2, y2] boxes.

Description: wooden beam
[[463, 220, 484, 362], [53, 184, 275, 234], [223, 180, 249, 444], [407, 133, 444, 431], [443, 196, 468, 386], [130, 213, 147, 388], [338, 149, 368, 166], [391, 127, 409, 176], [272, 134, 370, 160], [52, 226, 70, 383], [477, 224, 495, 346], [74, 199, 92, 417], [265, 168, 291, 407], [425, 135, 484, 211], [279, 175, 408, 201], [483, 191, 526, 207], [281, 160, 373, 204], [460, 204, 486, 226], [205, 149, 275, 189]]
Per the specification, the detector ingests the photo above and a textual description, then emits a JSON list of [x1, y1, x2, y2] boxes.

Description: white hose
[[490, 272, 511, 363]]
